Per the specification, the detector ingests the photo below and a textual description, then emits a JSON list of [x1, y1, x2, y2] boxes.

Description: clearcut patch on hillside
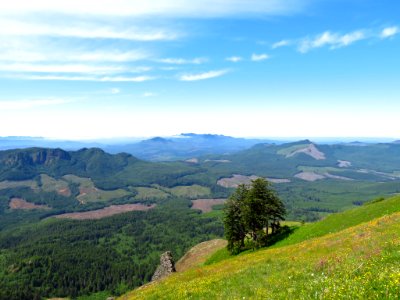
[[217, 174, 289, 188], [295, 171, 326, 181], [0, 180, 39, 191], [54, 204, 156, 220], [62, 174, 131, 203], [191, 199, 226, 213], [338, 160, 352, 168], [9, 198, 50, 210], [40, 174, 71, 197], [287, 144, 326, 160]]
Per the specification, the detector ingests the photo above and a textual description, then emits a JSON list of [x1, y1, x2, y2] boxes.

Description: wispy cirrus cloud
[[0, 19, 179, 41], [0, 98, 71, 110], [226, 56, 242, 63], [157, 57, 207, 65], [142, 92, 157, 97], [0, 63, 126, 74], [273, 25, 398, 54], [179, 69, 229, 81], [298, 30, 365, 53], [251, 53, 270, 61], [12, 75, 155, 82], [381, 26, 399, 39], [0, 0, 309, 18], [271, 40, 291, 49]]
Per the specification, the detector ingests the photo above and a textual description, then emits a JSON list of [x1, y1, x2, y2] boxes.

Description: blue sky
[[0, 0, 399, 139]]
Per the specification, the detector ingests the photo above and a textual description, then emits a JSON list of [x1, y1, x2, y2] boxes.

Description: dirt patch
[[9, 198, 50, 210], [54, 204, 156, 220], [267, 178, 291, 183], [176, 239, 228, 272], [185, 158, 199, 164], [217, 174, 260, 188], [191, 199, 226, 213], [217, 174, 289, 188], [287, 144, 326, 160], [57, 187, 71, 197], [295, 171, 352, 182], [295, 172, 326, 182], [324, 173, 353, 181], [338, 160, 352, 168]]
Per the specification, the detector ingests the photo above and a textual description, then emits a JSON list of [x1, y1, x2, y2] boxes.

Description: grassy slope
[[120, 196, 400, 299]]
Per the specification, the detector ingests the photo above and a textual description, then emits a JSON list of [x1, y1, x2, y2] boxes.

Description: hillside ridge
[[120, 196, 400, 299]]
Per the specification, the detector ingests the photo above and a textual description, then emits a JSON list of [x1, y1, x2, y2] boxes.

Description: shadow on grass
[[264, 226, 297, 247]]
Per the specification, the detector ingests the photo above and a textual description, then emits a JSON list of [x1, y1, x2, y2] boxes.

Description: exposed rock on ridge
[[151, 251, 176, 281]]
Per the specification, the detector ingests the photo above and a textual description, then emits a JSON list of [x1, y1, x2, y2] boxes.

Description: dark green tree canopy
[[223, 178, 286, 253]]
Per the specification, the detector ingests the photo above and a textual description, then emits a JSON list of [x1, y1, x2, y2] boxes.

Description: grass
[[297, 166, 344, 174], [40, 174, 69, 194], [119, 195, 400, 299], [207, 196, 400, 265], [273, 195, 400, 249], [134, 187, 170, 200], [0, 179, 38, 191], [63, 174, 132, 203], [168, 185, 211, 199], [76, 291, 112, 300]]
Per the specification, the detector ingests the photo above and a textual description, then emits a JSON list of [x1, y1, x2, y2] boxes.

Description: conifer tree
[[224, 178, 286, 253]]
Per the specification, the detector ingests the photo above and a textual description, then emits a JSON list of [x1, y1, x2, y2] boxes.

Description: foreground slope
[[120, 196, 400, 299]]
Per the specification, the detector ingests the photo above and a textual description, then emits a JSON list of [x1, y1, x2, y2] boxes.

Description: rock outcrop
[[151, 251, 176, 281]]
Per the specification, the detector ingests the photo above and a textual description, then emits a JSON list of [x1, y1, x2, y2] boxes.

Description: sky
[[0, 0, 399, 140]]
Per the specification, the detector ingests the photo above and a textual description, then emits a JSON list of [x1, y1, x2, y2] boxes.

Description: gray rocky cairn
[[151, 251, 176, 281]]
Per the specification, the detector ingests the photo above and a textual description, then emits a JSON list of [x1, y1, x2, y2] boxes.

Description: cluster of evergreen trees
[[223, 178, 286, 253]]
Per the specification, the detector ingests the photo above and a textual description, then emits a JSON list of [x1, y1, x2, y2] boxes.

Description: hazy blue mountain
[[104, 133, 281, 161]]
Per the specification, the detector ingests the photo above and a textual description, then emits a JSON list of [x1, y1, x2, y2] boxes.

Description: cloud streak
[[0, 0, 308, 18], [381, 26, 399, 38], [298, 30, 366, 53], [0, 19, 178, 41], [226, 56, 242, 63], [157, 57, 207, 65], [251, 53, 270, 61], [0, 99, 71, 110], [272, 40, 290, 49], [179, 69, 229, 81], [11, 75, 155, 82]]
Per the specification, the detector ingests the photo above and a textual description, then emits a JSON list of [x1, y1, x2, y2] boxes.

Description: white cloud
[[299, 30, 365, 53], [14, 75, 155, 82], [142, 92, 156, 97], [69, 51, 151, 63], [381, 26, 399, 39], [226, 56, 242, 63], [0, 99, 70, 110], [0, 63, 125, 74], [0, 0, 308, 18], [179, 69, 229, 81], [251, 53, 270, 61], [111, 88, 120, 94], [272, 40, 290, 49], [157, 57, 207, 65], [0, 19, 179, 41]]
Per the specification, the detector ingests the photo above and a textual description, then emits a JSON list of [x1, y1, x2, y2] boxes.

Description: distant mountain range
[[2, 134, 399, 162], [0, 134, 281, 161]]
